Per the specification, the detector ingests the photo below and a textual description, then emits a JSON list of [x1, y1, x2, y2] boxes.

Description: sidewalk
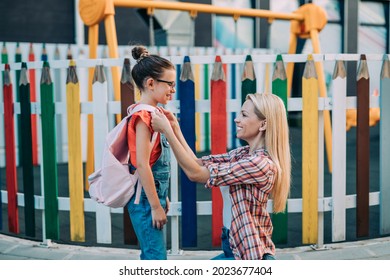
[[1, 233, 389, 260]]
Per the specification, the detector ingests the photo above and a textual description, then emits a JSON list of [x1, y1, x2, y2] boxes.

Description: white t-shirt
[[220, 186, 232, 229]]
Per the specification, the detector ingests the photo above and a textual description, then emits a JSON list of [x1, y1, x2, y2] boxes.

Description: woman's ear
[[259, 119, 267, 131]]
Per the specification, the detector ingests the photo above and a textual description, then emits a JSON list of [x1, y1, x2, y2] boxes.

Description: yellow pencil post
[[302, 55, 318, 244], [195, 63, 201, 151], [66, 60, 85, 242]]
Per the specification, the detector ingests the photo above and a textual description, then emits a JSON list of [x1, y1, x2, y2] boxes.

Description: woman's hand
[[151, 110, 173, 134], [160, 107, 179, 129]]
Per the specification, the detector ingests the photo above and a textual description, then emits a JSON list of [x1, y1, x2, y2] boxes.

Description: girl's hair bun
[[132, 45, 150, 63]]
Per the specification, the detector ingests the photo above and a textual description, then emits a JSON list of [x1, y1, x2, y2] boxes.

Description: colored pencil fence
[[0, 49, 388, 253]]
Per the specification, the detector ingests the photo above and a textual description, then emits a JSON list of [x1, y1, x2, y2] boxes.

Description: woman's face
[[234, 100, 263, 142], [153, 69, 176, 105]]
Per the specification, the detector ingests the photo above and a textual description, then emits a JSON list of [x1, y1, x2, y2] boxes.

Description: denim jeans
[[211, 227, 276, 260], [127, 134, 170, 260], [211, 227, 235, 260]]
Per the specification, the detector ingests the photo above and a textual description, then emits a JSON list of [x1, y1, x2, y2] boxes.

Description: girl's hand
[[151, 111, 172, 133], [151, 205, 167, 230]]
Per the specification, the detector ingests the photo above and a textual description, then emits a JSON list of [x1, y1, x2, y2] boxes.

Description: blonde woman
[[151, 93, 291, 260]]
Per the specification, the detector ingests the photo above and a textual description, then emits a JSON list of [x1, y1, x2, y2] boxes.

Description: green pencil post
[[40, 61, 60, 240], [271, 54, 288, 244], [19, 62, 36, 237]]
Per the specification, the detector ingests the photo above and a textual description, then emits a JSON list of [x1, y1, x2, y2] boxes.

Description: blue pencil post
[[0, 188, 2, 230], [380, 54, 390, 234], [179, 56, 197, 247]]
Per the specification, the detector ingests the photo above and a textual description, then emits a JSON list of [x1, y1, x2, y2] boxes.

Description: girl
[[127, 45, 176, 260]]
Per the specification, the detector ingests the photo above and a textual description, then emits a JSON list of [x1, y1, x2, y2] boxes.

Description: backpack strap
[[127, 103, 157, 116], [133, 133, 158, 204], [127, 103, 160, 204]]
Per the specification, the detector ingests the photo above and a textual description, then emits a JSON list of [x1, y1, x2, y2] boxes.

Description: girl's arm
[[152, 111, 210, 183], [135, 120, 167, 229]]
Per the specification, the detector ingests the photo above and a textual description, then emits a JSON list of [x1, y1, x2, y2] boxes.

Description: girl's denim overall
[[127, 134, 170, 260]]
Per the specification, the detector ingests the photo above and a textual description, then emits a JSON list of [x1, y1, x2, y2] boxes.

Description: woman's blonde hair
[[246, 93, 291, 213]]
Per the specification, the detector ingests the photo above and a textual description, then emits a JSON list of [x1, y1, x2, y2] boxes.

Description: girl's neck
[[139, 95, 157, 107]]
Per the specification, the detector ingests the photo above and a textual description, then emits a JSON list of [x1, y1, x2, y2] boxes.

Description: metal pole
[[149, 14, 155, 47], [234, 19, 238, 50], [74, 0, 85, 47]]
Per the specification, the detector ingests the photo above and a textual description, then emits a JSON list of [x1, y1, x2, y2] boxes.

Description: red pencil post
[[210, 56, 227, 246], [3, 64, 19, 233]]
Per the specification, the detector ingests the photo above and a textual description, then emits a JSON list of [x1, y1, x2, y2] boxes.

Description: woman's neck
[[248, 138, 265, 154]]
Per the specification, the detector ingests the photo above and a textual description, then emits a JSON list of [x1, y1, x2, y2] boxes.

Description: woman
[[126, 45, 176, 260], [151, 93, 291, 260]]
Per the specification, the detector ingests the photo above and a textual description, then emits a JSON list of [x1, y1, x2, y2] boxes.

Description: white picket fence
[[0, 53, 388, 254]]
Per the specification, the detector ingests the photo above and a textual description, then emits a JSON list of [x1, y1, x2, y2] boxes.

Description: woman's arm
[[135, 120, 167, 229], [152, 111, 210, 183], [206, 155, 275, 187]]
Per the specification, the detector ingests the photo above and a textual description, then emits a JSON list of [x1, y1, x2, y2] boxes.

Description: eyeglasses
[[156, 79, 176, 89]]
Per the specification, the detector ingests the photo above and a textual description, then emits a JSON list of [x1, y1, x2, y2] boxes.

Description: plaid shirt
[[201, 146, 277, 260]]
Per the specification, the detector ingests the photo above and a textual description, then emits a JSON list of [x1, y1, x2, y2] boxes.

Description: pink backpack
[[88, 104, 158, 208]]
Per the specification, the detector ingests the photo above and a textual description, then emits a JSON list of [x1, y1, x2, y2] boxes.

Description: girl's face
[[153, 69, 176, 105], [234, 100, 264, 143]]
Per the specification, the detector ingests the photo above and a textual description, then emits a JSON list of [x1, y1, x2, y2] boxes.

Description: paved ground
[[1, 233, 390, 260]]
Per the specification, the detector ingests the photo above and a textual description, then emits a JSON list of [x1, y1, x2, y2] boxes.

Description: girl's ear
[[146, 77, 155, 89], [259, 119, 267, 132]]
